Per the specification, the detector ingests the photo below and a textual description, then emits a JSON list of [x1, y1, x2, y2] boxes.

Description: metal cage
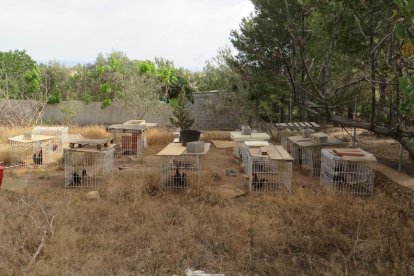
[[8, 134, 56, 168], [64, 145, 114, 189], [286, 137, 301, 164], [320, 149, 376, 195], [111, 132, 145, 159], [302, 144, 346, 177], [32, 126, 69, 154], [160, 154, 200, 191], [246, 150, 292, 193]]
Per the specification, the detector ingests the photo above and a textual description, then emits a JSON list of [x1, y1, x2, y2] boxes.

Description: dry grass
[[69, 125, 111, 139], [0, 126, 414, 275], [147, 128, 175, 146], [201, 131, 231, 142]]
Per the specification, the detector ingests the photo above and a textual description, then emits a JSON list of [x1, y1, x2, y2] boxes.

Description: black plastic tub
[[180, 129, 201, 146]]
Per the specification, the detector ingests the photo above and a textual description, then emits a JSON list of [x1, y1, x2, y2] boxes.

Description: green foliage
[[170, 91, 194, 129], [0, 50, 41, 99], [47, 90, 61, 104]]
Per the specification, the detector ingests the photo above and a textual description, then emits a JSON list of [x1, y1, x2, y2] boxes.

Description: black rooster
[[172, 167, 187, 188], [32, 148, 43, 165], [72, 169, 87, 186], [252, 173, 268, 191]]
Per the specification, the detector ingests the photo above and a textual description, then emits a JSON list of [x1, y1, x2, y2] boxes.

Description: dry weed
[[147, 128, 174, 146], [69, 125, 110, 139]]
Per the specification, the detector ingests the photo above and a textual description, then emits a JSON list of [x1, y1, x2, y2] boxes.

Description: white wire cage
[[107, 124, 148, 159], [160, 154, 200, 191], [302, 144, 346, 177], [8, 134, 56, 168], [64, 140, 114, 188], [241, 141, 270, 169], [286, 136, 302, 164], [320, 149, 376, 195], [246, 147, 292, 193], [32, 126, 69, 153]]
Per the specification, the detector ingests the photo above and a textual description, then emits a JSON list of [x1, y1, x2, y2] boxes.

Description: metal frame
[[160, 154, 200, 191], [320, 149, 376, 195], [64, 145, 114, 189], [9, 135, 56, 168], [246, 150, 292, 193]]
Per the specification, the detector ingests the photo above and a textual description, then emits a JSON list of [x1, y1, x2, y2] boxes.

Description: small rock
[[86, 191, 100, 200], [225, 168, 237, 177]]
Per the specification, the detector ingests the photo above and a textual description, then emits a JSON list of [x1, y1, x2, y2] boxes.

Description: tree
[[170, 91, 194, 129], [230, 0, 414, 157], [0, 50, 41, 99], [114, 74, 161, 119]]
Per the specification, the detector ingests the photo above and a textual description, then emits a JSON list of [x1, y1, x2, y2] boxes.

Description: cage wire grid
[[286, 138, 301, 164], [64, 147, 114, 189], [320, 149, 376, 195], [301, 144, 345, 177], [32, 126, 69, 154], [110, 131, 145, 159], [160, 154, 200, 191], [246, 150, 292, 193], [9, 139, 55, 168], [233, 141, 244, 159]]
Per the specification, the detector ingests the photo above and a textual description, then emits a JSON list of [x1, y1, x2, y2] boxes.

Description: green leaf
[[395, 24, 406, 39]]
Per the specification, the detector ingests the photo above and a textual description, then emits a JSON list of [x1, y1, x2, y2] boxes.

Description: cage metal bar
[[64, 147, 114, 189], [320, 149, 376, 195], [246, 150, 292, 193], [9, 139, 55, 168], [111, 132, 144, 159], [161, 154, 200, 191]]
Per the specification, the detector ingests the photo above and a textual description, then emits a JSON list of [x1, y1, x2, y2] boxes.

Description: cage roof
[[9, 134, 55, 143], [106, 124, 147, 133]]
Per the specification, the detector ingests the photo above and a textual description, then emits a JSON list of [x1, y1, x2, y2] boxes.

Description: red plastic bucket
[[0, 166, 4, 187]]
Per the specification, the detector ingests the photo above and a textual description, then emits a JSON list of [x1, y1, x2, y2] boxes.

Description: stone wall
[[4, 92, 241, 130]]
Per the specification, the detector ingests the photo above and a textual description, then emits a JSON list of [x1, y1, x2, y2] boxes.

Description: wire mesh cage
[[246, 147, 292, 193], [160, 154, 200, 191], [32, 126, 69, 153], [320, 149, 376, 195], [302, 144, 346, 177], [280, 130, 302, 149], [8, 134, 56, 168], [241, 141, 270, 169], [64, 140, 114, 188], [286, 137, 302, 164], [233, 141, 244, 159], [107, 124, 147, 159]]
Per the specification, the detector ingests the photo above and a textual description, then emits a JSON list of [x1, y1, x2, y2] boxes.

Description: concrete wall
[[31, 92, 240, 130]]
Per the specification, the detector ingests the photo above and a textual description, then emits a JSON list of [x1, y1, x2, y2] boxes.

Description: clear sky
[[0, 0, 253, 70]]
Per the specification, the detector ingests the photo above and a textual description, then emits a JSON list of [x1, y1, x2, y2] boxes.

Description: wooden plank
[[298, 122, 306, 127], [304, 122, 312, 127], [310, 122, 320, 128], [244, 141, 270, 147], [333, 148, 365, 157], [275, 145, 293, 161], [248, 147, 263, 157], [293, 123, 300, 127], [265, 146, 283, 160], [156, 143, 186, 156]]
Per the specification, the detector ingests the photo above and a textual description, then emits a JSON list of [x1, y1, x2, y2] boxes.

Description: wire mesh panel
[[246, 149, 292, 193], [320, 149, 376, 195], [160, 155, 200, 191], [286, 137, 301, 164], [32, 126, 69, 153], [64, 146, 114, 188], [9, 135, 55, 168], [302, 144, 346, 177], [233, 141, 244, 159], [111, 132, 144, 159]]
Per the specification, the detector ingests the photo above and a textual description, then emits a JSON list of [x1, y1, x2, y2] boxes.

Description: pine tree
[[170, 91, 194, 129]]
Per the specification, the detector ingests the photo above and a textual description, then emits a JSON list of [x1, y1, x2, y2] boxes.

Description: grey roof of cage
[[106, 124, 148, 133]]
